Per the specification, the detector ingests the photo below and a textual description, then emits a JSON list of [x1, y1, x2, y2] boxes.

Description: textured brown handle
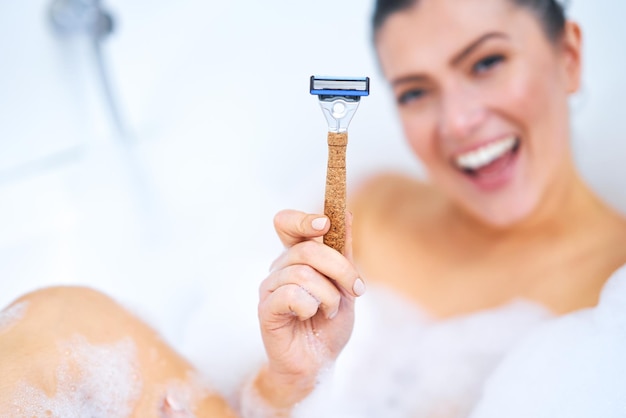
[[324, 132, 348, 253]]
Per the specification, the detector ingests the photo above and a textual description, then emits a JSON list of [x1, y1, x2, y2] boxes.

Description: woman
[[250, 0, 626, 416]]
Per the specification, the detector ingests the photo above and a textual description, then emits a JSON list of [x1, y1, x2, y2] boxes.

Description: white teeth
[[455, 137, 518, 171]]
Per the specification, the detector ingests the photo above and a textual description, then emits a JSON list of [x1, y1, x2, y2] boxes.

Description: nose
[[437, 85, 487, 142]]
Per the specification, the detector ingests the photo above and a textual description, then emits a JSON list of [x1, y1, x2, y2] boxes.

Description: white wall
[[568, 1, 626, 211], [1, 0, 625, 396]]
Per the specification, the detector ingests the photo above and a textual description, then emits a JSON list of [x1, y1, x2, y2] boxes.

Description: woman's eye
[[472, 54, 505, 74], [397, 88, 426, 105]]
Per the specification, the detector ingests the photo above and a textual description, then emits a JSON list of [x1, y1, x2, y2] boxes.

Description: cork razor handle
[[324, 132, 348, 253]]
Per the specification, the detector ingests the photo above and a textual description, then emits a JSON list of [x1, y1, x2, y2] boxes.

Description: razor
[[310, 75, 370, 253]]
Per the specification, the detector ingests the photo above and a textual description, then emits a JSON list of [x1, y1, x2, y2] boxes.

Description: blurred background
[[1, 0, 625, 399]]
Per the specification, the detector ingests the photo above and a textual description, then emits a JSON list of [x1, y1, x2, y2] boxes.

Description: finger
[[260, 283, 321, 323], [344, 211, 354, 263], [270, 240, 365, 298], [340, 211, 366, 297], [260, 265, 342, 320], [274, 210, 330, 248]]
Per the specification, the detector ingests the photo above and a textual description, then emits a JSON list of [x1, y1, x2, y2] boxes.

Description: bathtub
[[1, 0, 625, 408]]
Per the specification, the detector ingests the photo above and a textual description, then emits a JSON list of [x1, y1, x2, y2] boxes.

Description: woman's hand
[[254, 209, 366, 411]]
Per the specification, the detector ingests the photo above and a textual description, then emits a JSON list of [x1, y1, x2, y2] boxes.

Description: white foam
[[5, 335, 142, 418], [0, 301, 28, 334], [470, 265, 626, 418], [292, 285, 552, 417]]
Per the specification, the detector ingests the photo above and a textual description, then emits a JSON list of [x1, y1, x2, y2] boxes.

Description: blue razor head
[[310, 76, 370, 97]]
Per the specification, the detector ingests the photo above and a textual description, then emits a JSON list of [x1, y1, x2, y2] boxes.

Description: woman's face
[[376, 0, 581, 227]]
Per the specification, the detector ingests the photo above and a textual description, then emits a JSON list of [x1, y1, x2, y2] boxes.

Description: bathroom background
[[2, 0, 625, 400]]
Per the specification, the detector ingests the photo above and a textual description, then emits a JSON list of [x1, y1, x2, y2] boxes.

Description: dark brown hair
[[372, 0, 567, 42]]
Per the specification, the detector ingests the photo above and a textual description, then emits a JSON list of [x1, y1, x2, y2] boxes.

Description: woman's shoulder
[[588, 205, 626, 284], [348, 172, 448, 286], [349, 171, 441, 222]]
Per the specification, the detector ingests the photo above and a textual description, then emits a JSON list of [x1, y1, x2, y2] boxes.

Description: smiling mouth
[[453, 136, 520, 177]]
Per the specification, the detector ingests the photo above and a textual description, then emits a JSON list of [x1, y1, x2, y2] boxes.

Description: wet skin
[[0, 287, 236, 418]]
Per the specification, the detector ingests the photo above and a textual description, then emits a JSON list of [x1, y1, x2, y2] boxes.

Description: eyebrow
[[391, 31, 510, 87], [451, 31, 509, 66]]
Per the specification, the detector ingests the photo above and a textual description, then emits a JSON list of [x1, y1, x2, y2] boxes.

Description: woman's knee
[[3, 286, 146, 341], [1, 287, 165, 412], [0, 286, 236, 417], [0, 285, 156, 391], [0, 286, 137, 382]]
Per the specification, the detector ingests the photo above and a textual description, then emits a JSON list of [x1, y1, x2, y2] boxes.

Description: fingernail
[[164, 394, 184, 411], [353, 278, 366, 296], [312, 217, 328, 231], [328, 307, 339, 320]]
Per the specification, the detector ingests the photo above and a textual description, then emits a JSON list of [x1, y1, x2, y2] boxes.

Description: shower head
[[49, 0, 114, 39], [48, 0, 126, 139]]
